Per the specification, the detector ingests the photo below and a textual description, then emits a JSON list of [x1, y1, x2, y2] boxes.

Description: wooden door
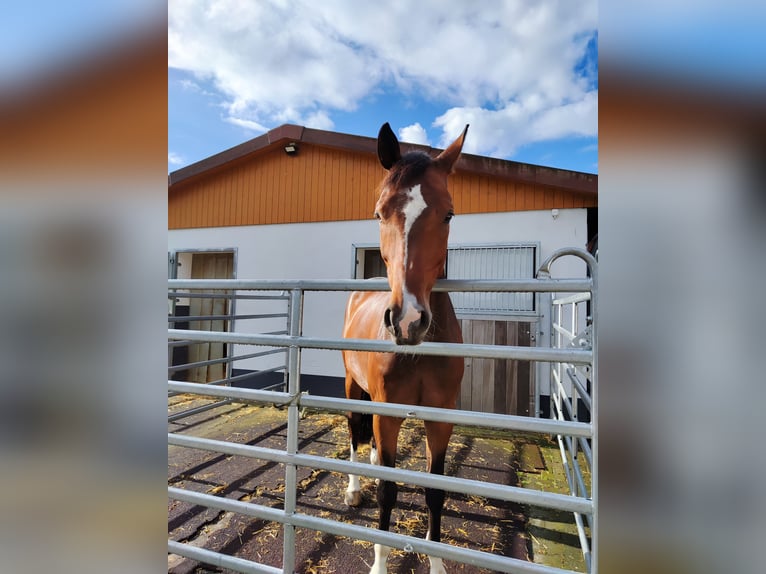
[[458, 319, 533, 415], [188, 252, 234, 382]]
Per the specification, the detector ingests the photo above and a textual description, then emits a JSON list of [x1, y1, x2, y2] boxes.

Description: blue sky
[[168, 1, 599, 174]]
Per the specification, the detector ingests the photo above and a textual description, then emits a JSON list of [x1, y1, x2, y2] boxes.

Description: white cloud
[[399, 123, 430, 146], [434, 91, 597, 158], [169, 0, 597, 158], [168, 152, 185, 166], [225, 116, 268, 133]]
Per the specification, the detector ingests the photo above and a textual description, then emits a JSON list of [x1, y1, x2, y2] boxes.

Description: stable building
[[168, 124, 597, 416]]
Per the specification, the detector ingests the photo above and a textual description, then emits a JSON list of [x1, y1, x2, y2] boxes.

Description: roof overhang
[[169, 124, 597, 196]]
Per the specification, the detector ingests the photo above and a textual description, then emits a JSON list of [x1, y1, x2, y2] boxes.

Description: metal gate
[[167, 247, 597, 574]]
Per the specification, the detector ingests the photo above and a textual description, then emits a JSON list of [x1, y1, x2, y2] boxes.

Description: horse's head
[[374, 122, 468, 345]]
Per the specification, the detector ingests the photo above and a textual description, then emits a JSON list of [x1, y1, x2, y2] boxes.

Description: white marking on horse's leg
[[369, 544, 391, 574], [369, 445, 380, 485], [345, 440, 362, 506], [370, 446, 379, 466], [428, 556, 446, 574], [425, 530, 447, 573]]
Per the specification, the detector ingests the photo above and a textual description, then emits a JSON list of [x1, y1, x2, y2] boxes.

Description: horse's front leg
[[369, 414, 403, 574], [423, 420, 453, 574], [345, 377, 372, 506]]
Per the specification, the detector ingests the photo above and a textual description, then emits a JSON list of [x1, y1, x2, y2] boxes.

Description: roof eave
[[169, 124, 597, 195]]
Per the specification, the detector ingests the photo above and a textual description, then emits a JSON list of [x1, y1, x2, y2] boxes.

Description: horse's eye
[[444, 211, 454, 223]]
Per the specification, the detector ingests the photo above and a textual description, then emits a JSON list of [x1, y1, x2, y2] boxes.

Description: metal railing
[[168, 289, 290, 421], [167, 247, 597, 574]]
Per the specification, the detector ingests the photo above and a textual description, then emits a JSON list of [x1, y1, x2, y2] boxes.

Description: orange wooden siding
[[169, 144, 597, 229]]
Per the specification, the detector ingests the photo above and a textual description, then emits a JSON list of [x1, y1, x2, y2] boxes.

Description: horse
[[342, 122, 468, 574]]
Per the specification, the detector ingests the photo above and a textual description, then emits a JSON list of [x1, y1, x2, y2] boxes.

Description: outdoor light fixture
[[284, 142, 298, 155]]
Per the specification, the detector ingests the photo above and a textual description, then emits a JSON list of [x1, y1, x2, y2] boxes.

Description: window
[[447, 244, 537, 316], [353, 243, 537, 317], [354, 247, 387, 279]]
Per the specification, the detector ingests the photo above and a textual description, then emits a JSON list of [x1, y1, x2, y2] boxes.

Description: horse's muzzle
[[384, 306, 431, 345]]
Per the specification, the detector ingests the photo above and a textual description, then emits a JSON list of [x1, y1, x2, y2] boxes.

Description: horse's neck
[[428, 291, 460, 342]]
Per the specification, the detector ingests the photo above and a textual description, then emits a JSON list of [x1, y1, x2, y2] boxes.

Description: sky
[[168, 0, 599, 174]]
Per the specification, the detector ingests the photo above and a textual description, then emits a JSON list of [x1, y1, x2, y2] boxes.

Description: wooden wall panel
[[168, 143, 597, 229], [456, 318, 533, 415]]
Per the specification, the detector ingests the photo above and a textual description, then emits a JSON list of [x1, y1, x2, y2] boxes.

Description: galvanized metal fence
[[168, 248, 597, 574], [167, 289, 290, 422]]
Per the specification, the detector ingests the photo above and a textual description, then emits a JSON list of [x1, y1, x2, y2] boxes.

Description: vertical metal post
[[282, 291, 291, 392], [535, 290, 551, 418], [282, 288, 303, 574], [589, 267, 598, 574], [225, 290, 236, 382], [168, 252, 178, 374]]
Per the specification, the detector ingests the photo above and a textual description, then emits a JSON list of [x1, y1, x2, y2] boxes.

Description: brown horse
[[342, 123, 468, 574]]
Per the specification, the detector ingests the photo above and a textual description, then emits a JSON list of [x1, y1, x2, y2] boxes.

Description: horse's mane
[[382, 151, 432, 190]]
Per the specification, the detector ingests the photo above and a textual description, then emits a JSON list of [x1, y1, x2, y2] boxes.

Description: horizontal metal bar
[[168, 539, 281, 574], [214, 368, 285, 387], [168, 314, 232, 323], [168, 348, 287, 373], [168, 329, 593, 364], [168, 356, 230, 373], [552, 292, 591, 306], [290, 511, 569, 574], [260, 381, 287, 392], [169, 312, 287, 323], [167, 380, 592, 438], [168, 291, 289, 300], [168, 432, 592, 515], [168, 381, 292, 405], [168, 487, 573, 574], [169, 278, 592, 293], [241, 365, 286, 377], [302, 395, 592, 438], [168, 398, 233, 423]]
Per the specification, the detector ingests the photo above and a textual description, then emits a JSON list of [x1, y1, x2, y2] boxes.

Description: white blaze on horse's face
[[377, 178, 450, 346], [398, 184, 428, 338]]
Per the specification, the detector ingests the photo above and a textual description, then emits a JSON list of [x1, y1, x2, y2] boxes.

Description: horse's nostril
[[383, 307, 393, 328]]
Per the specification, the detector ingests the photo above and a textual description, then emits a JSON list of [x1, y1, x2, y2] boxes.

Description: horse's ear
[[377, 122, 401, 170], [434, 124, 469, 174]]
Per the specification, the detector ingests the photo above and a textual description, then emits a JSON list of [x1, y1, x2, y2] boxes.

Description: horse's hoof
[[345, 490, 363, 507]]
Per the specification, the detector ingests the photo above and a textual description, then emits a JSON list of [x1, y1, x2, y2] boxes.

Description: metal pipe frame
[[169, 312, 288, 323], [168, 539, 281, 574], [169, 277, 592, 293], [168, 328, 592, 365], [167, 380, 592, 438], [168, 251, 596, 574], [168, 348, 287, 373], [167, 398, 233, 423], [168, 487, 577, 574], [169, 432, 592, 514], [168, 291, 290, 300], [547, 271, 596, 572]]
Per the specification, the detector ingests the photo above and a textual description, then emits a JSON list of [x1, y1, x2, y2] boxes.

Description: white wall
[[168, 208, 589, 378]]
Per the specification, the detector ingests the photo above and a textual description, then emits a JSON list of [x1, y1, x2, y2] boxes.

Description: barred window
[[446, 244, 537, 315]]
